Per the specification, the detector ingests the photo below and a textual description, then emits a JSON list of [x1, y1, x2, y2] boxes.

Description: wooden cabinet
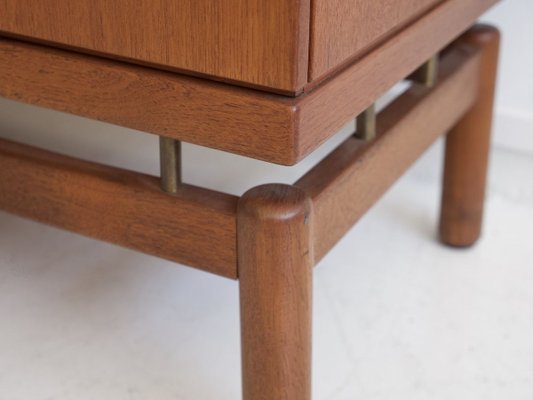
[[0, 0, 471, 94], [309, 0, 443, 84], [0, 0, 311, 94]]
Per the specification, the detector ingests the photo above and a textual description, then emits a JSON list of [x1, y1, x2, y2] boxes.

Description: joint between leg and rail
[[238, 184, 313, 400]]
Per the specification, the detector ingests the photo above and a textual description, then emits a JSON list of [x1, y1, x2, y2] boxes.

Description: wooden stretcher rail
[[296, 43, 481, 262], [0, 0, 497, 166], [0, 140, 238, 279]]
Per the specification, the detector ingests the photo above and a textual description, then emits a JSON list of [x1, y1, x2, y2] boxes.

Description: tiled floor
[[1, 98, 532, 399]]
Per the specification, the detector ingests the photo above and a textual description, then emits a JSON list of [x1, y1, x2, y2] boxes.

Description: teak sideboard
[[0, 0, 501, 398]]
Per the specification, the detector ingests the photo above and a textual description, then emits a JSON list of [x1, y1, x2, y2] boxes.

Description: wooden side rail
[[0, 139, 238, 279], [296, 43, 481, 262]]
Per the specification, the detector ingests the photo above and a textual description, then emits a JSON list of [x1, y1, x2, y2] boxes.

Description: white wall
[[482, 0, 533, 154]]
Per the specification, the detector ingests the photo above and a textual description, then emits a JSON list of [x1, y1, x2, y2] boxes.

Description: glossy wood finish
[[238, 184, 313, 400], [296, 43, 481, 261], [309, 0, 442, 82], [0, 0, 310, 94], [439, 25, 500, 247], [0, 138, 238, 278], [0, 0, 497, 165]]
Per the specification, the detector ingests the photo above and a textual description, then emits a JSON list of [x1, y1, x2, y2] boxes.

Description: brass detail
[[159, 137, 182, 193], [409, 54, 439, 88], [355, 104, 377, 141]]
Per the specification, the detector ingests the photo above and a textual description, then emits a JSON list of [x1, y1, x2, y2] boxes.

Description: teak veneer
[[0, 0, 495, 94], [309, 0, 442, 83], [0, 0, 311, 94], [0, 0, 500, 395], [0, 139, 238, 278], [0, 0, 498, 165]]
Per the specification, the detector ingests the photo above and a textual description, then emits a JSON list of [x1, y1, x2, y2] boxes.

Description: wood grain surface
[[0, 0, 310, 94], [0, 38, 297, 164], [296, 43, 481, 261], [238, 184, 313, 400], [0, 138, 238, 278], [298, 0, 499, 156], [0, 0, 497, 165], [309, 0, 442, 83], [439, 25, 500, 247]]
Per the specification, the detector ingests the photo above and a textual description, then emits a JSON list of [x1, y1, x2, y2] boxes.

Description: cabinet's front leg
[[439, 25, 500, 247], [238, 184, 313, 400]]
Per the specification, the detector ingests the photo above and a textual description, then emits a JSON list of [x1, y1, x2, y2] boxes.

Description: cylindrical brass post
[[355, 103, 377, 141], [159, 137, 182, 193], [409, 54, 440, 88]]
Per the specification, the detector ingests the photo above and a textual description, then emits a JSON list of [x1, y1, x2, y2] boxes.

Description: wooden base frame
[[0, 25, 499, 399]]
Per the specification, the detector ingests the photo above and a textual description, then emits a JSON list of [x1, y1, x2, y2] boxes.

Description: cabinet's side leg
[[439, 25, 501, 247], [238, 184, 313, 400]]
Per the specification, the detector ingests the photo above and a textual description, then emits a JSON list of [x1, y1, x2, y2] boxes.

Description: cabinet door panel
[[310, 0, 443, 82], [0, 0, 310, 93]]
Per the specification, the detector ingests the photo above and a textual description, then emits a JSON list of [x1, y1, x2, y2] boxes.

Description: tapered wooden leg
[[238, 184, 313, 400], [439, 25, 500, 247]]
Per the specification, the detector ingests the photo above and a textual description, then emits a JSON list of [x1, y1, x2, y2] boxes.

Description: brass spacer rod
[[354, 103, 377, 141], [409, 54, 440, 88], [159, 137, 182, 193]]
